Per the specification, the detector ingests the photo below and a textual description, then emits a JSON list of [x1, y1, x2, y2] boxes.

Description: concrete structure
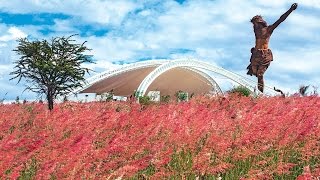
[[72, 59, 276, 99]]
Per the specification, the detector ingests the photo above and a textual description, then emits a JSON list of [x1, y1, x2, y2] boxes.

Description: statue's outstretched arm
[[268, 3, 297, 33]]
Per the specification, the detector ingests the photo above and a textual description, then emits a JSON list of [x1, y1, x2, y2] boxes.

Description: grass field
[[0, 95, 319, 179]]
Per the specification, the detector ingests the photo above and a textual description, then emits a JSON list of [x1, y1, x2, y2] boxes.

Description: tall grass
[[0, 95, 319, 179]]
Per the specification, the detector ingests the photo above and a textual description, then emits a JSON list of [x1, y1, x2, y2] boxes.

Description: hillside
[[0, 96, 319, 179]]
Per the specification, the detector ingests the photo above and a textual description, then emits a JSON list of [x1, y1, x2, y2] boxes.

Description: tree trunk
[[48, 96, 54, 111], [47, 89, 54, 111]]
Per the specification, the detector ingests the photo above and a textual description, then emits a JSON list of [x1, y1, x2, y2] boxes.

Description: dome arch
[[71, 59, 276, 97]]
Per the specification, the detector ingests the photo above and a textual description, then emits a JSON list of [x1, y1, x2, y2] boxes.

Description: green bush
[[139, 96, 151, 105], [160, 95, 171, 103], [133, 90, 142, 98], [228, 86, 251, 97], [175, 90, 188, 102]]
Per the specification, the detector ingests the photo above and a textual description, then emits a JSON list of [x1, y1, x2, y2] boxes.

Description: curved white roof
[[72, 59, 276, 97]]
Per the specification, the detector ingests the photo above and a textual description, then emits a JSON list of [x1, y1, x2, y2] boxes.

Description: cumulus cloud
[[0, 26, 28, 65], [0, 27, 27, 41], [296, 0, 320, 8], [0, 0, 137, 25], [254, 0, 320, 9], [273, 48, 320, 74], [0, 0, 319, 99]]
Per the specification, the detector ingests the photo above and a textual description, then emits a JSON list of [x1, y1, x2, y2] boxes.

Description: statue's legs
[[247, 48, 272, 76], [247, 48, 273, 93], [258, 75, 264, 93]]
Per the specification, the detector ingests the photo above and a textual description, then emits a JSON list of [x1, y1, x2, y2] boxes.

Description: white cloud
[[0, 0, 319, 99], [283, 13, 320, 39], [0, 0, 137, 25], [0, 27, 27, 41], [0, 26, 27, 65], [81, 60, 123, 73], [52, 19, 76, 33], [49, 1, 320, 81], [83, 36, 144, 62], [195, 48, 229, 62], [273, 48, 320, 74], [254, 0, 320, 9], [297, 0, 320, 8]]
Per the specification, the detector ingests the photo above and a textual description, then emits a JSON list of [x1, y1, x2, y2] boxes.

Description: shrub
[[139, 95, 151, 105], [175, 90, 188, 102], [160, 95, 171, 103], [227, 86, 251, 97]]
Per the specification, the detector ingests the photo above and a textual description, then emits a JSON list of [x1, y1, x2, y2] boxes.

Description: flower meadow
[[0, 95, 320, 179]]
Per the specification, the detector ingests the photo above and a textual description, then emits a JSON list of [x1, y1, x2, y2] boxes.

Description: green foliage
[[131, 145, 316, 179], [175, 90, 188, 102], [160, 95, 171, 103], [168, 149, 194, 178], [98, 92, 114, 102], [105, 94, 113, 102], [2, 96, 320, 179], [5, 168, 12, 175], [228, 86, 251, 97], [221, 157, 254, 179], [105, 90, 114, 102], [129, 165, 156, 179], [19, 158, 37, 180], [139, 96, 151, 105], [49, 173, 57, 180], [61, 130, 72, 140], [133, 90, 142, 98], [10, 34, 93, 110], [9, 125, 15, 134]]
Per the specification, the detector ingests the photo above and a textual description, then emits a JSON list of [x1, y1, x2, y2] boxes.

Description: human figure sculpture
[[247, 3, 298, 93]]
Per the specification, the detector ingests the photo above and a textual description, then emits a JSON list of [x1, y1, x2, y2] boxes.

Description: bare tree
[[299, 85, 310, 97]]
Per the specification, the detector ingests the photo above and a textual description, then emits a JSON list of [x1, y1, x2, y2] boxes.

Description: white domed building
[[71, 59, 275, 101]]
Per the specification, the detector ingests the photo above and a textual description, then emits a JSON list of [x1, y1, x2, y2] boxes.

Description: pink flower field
[[0, 95, 320, 179]]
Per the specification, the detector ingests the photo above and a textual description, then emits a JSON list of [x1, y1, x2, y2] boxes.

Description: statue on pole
[[246, 3, 298, 93]]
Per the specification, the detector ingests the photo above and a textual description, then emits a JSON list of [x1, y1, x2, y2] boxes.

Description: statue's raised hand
[[291, 3, 298, 10]]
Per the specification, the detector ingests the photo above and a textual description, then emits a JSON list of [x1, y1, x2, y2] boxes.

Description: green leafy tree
[[10, 35, 93, 110]]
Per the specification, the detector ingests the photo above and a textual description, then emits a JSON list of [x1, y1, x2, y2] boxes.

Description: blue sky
[[0, 0, 320, 100]]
